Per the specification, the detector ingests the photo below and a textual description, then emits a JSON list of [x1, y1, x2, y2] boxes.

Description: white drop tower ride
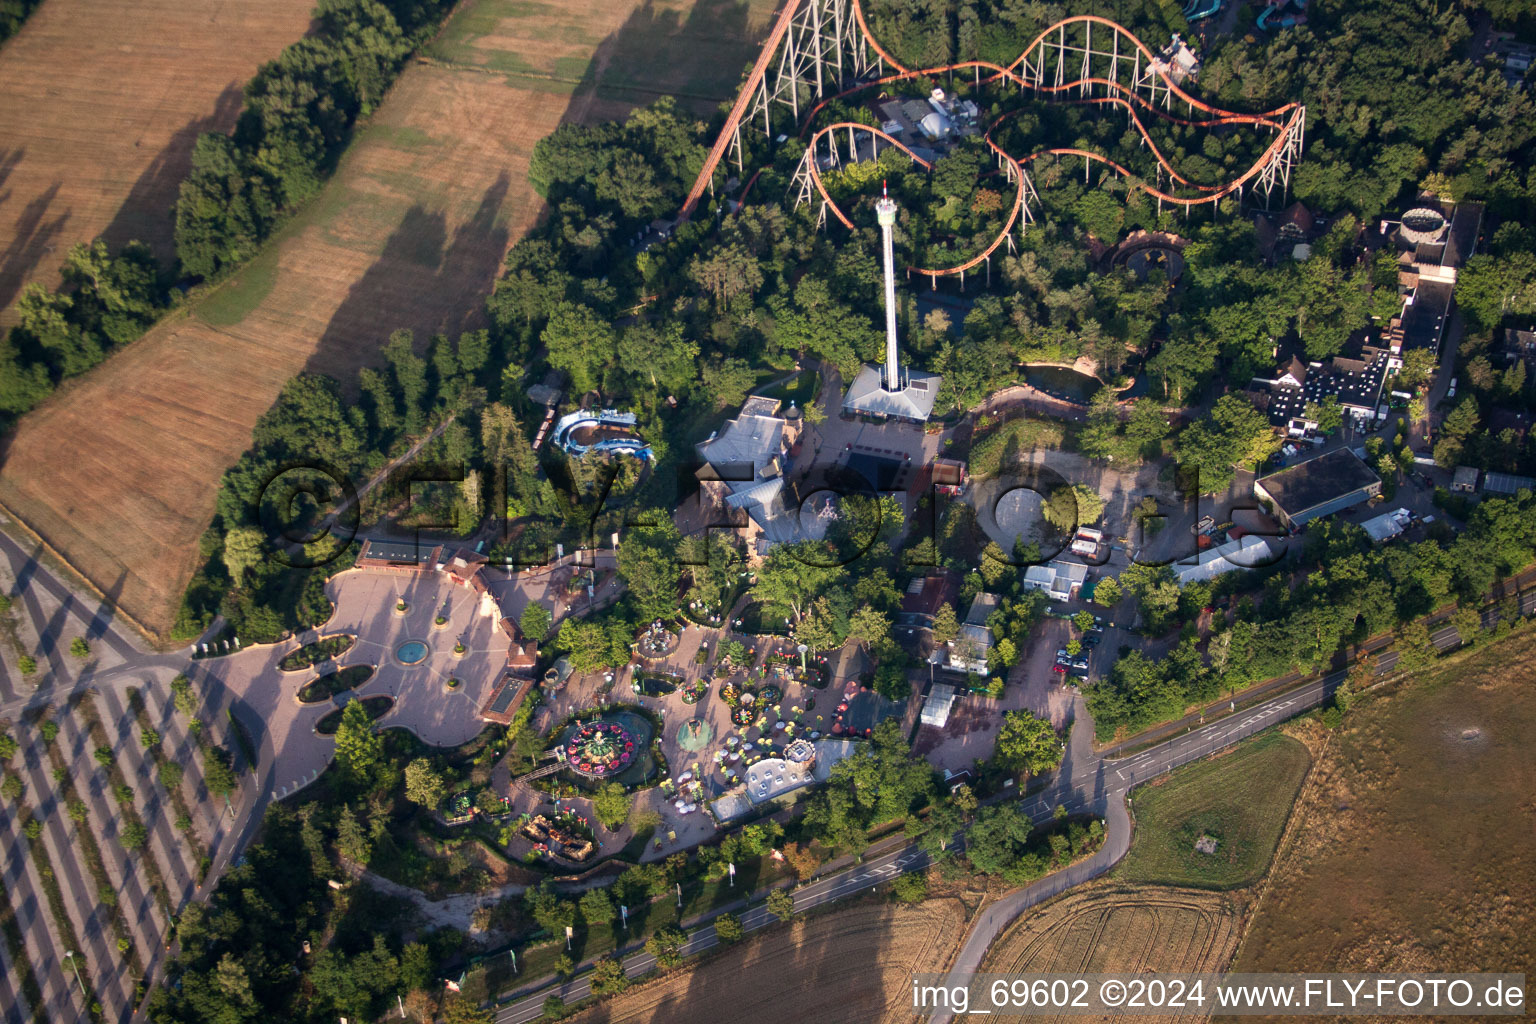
[[876, 189, 902, 392], [840, 183, 942, 423]]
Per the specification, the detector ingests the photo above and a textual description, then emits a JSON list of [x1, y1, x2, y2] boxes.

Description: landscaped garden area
[[296, 665, 374, 704], [315, 695, 392, 735], [736, 601, 793, 636], [278, 634, 355, 672]]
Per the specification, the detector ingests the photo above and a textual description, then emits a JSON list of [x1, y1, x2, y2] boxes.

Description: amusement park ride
[[678, 0, 1307, 290]]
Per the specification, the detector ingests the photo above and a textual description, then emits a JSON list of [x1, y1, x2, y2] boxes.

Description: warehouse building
[[1254, 448, 1382, 530]]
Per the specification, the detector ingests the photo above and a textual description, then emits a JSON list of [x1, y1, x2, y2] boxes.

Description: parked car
[[1082, 633, 1102, 646], [1055, 648, 1070, 659], [1052, 663, 1068, 674], [1071, 658, 1090, 670], [1069, 667, 1090, 680]]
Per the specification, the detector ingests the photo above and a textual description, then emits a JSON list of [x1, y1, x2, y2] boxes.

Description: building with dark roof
[[478, 673, 538, 725], [1254, 448, 1382, 529], [355, 540, 490, 594], [898, 570, 959, 629], [1248, 346, 1394, 431]]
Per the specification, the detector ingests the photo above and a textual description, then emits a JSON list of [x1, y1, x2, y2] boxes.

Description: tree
[[1176, 394, 1280, 494], [780, 841, 820, 881], [158, 762, 184, 790], [404, 758, 447, 809], [335, 806, 372, 865], [69, 636, 90, 658], [844, 606, 891, 648], [766, 888, 795, 921], [589, 957, 629, 996], [930, 603, 960, 646], [0, 732, 15, 763], [121, 820, 149, 852], [616, 520, 682, 622], [541, 302, 616, 395], [1, 775, 22, 802], [171, 674, 198, 716], [713, 911, 744, 943], [753, 541, 845, 622], [202, 745, 239, 798], [579, 887, 616, 926], [644, 924, 688, 968], [519, 602, 551, 642], [438, 995, 494, 1024], [699, 357, 756, 410], [524, 882, 576, 940], [993, 711, 1064, 777], [1044, 484, 1105, 531], [16, 655, 35, 675], [591, 781, 631, 831], [333, 700, 383, 786], [963, 804, 1035, 877], [222, 525, 267, 585], [892, 873, 928, 903]]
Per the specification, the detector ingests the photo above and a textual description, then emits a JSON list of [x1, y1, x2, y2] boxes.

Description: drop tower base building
[[841, 190, 942, 423]]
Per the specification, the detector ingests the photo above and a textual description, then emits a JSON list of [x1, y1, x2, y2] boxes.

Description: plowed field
[[981, 883, 1248, 1024], [0, 0, 316, 320], [0, 0, 774, 638], [569, 899, 969, 1024]]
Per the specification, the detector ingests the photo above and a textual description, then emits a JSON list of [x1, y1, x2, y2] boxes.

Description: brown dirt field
[[0, 0, 316, 322], [568, 898, 969, 1024], [981, 882, 1249, 1024], [0, 0, 775, 638], [1232, 628, 1536, 985]]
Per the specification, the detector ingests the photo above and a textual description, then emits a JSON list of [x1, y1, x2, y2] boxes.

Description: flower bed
[[679, 679, 709, 705], [731, 704, 754, 726], [297, 665, 374, 704], [279, 635, 356, 672], [720, 681, 741, 706]]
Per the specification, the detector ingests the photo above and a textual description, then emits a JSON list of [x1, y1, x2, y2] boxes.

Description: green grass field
[[1116, 732, 1311, 889]]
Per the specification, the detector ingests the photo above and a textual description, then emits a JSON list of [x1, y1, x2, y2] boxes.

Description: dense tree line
[[0, 0, 461, 432], [175, 0, 455, 279], [0, 0, 42, 45], [0, 242, 168, 428], [1088, 489, 1536, 738]]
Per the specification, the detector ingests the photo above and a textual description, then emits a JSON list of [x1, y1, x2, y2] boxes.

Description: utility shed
[[1254, 448, 1382, 529]]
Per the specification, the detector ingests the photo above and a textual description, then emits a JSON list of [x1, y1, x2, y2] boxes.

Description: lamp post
[[797, 643, 808, 672], [63, 950, 83, 994]]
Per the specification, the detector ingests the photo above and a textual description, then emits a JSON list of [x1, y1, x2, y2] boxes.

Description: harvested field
[[0, 0, 316, 321], [1234, 629, 1536, 981], [569, 898, 968, 1024], [0, 0, 774, 638], [1116, 732, 1311, 889], [982, 882, 1248, 1024]]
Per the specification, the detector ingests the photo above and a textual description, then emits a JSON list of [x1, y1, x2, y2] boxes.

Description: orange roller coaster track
[[680, 0, 1305, 286]]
